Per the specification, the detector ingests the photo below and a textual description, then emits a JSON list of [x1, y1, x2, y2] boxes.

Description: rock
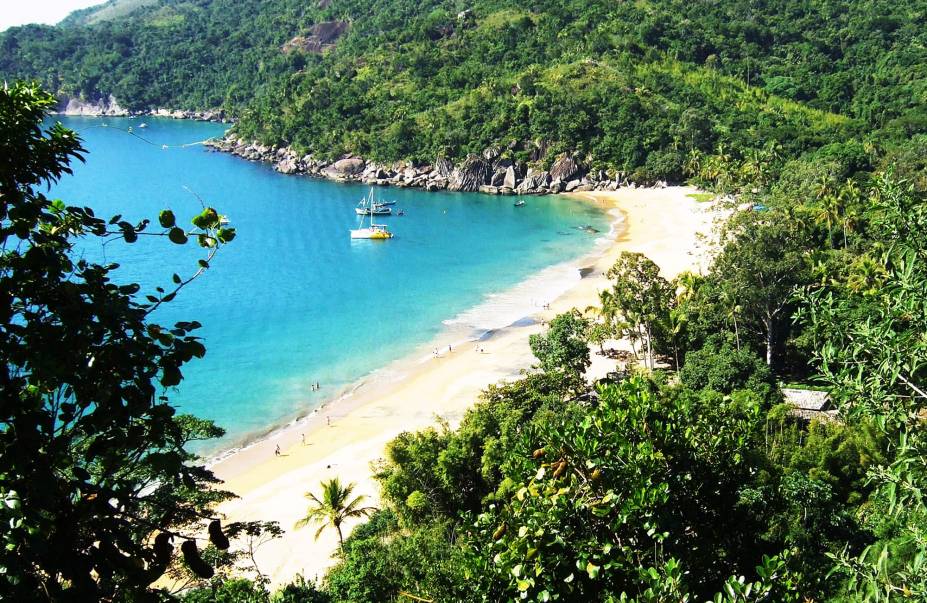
[[282, 21, 349, 54], [478, 185, 499, 194], [499, 186, 515, 195], [503, 165, 518, 189], [574, 184, 594, 192], [275, 157, 299, 174], [491, 169, 506, 187], [448, 155, 492, 192], [549, 154, 582, 182], [323, 156, 365, 178], [482, 146, 501, 161], [434, 157, 454, 178], [58, 94, 129, 116], [549, 180, 564, 193], [517, 171, 550, 193]]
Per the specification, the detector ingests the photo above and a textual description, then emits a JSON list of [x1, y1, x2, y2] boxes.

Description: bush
[[680, 341, 778, 403]]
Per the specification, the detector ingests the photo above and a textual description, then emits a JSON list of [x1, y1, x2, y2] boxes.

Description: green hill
[[1, 0, 923, 179]]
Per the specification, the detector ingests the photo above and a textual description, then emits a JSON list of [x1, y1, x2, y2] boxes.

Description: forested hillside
[[6, 1, 927, 601], [2, 0, 926, 179]]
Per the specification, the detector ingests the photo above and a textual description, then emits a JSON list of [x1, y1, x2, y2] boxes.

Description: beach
[[209, 185, 721, 586]]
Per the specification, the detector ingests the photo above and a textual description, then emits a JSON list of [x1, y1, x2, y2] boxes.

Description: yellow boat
[[350, 223, 393, 239]]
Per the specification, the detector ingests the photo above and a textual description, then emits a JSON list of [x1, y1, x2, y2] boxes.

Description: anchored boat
[[355, 188, 393, 216]]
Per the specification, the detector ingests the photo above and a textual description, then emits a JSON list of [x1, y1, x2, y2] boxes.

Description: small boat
[[356, 205, 392, 216], [514, 200, 526, 207], [376, 200, 397, 206], [397, 209, 404, 216], [355, 188, 392, 215], [138, 123, 148, 129], [351, 223, 393, 240]]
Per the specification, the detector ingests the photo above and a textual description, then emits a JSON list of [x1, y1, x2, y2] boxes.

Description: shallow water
[[50, 116, 610, 451]]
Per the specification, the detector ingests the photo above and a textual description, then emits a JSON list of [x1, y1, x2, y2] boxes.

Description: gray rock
[[434, 157, 454, 178], [491, 169, 506, 187], [275, 158, 299, 174], [449, 155, 492, 192], [503, 165, 517, 189], [549, 154, 583, 182], [517, 171, 550, 193], [478, 185, 499, 195], [322, 156, 366, 178], [482, 146, 501, 161]]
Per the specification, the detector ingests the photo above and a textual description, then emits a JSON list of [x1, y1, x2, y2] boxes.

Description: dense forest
[[2, 0, 926, 180], [4, 0, 927, 601]]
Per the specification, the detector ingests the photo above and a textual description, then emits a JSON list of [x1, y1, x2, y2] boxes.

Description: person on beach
[[316, 381, 320, 390], [274, 445, 281, 457], [301, 433, 306, 445]]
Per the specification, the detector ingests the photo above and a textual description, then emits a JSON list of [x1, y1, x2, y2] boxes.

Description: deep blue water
[[50, 116, 610, 451]]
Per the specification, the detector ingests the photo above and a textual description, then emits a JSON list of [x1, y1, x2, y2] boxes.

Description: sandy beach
[[209, 185, 720, 586]]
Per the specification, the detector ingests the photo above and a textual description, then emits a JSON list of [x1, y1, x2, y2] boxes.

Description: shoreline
[[208, 186, 720, 587], [201, 196, 622, 469]]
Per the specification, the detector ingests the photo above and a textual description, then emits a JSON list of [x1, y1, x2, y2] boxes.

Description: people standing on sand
[[327, 416, 331, 427], [316, 381, 320, 390], [449, 344, 452, 353], [274, 445, 281, 457], [301, 433, 306, 445]]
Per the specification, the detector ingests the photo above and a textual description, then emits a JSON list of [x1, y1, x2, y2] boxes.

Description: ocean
[[50, 116, 612, 453]]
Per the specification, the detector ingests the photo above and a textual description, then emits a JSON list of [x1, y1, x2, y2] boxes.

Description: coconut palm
[[295, 478, 376, 554]]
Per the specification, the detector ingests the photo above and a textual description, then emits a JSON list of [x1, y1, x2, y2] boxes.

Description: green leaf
[[586, 561, 600, 579], [168, 227, 188, 245], [158, 210, 176, 228]]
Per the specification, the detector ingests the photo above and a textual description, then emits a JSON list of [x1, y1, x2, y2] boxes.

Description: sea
[[49, 116, 613, 454]]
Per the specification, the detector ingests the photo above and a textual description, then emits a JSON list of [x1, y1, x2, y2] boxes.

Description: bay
[[50, 116, 611, 452]]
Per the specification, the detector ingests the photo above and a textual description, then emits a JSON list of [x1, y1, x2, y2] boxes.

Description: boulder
[[482, 146, 501, 161], [502, 165, 518, 189], [434, 157, 454, 178], [565, 179, 583, 193], [549, 154, 582, 182], [491, 169, 506, 187], [448, 155, 492, 192], [479, 185, 499, 195], [323, 156, 365, 178], [517, 171, 550, 193], [275, 157, 299, 174]]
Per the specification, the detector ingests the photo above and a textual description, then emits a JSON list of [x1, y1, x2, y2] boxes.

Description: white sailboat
[[355, 188, 392, 216]]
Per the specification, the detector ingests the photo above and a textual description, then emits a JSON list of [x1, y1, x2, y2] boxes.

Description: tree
[[295, 479, 376, 554], [606, 252, 674, 369], [529, 311, 591, 386], [711, 210, 813, 367], [0, 82, 242, 599]]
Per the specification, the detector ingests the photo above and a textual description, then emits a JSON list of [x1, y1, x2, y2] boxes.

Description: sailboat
[[355, 188, 392, 216]]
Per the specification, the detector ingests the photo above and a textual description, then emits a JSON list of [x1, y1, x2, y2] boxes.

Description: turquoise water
[[50, 116, 610, 452]]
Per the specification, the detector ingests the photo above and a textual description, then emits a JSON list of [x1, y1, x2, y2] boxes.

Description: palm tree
[[295, 478, 376, 554]]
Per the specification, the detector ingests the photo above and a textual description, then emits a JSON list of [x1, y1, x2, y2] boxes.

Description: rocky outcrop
[[205, 134, 652, 196], [448, 155, 492, 192], [282, 21, 349, 54], [550, 154, 583, 183], [502, 165, 518, 189], [57, 94, 128, 116], [433, 157, 454, 178], [322, 156, 366, 179]]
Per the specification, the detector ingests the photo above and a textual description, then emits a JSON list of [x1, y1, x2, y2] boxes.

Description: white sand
[[207, 186, 720, 586]]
